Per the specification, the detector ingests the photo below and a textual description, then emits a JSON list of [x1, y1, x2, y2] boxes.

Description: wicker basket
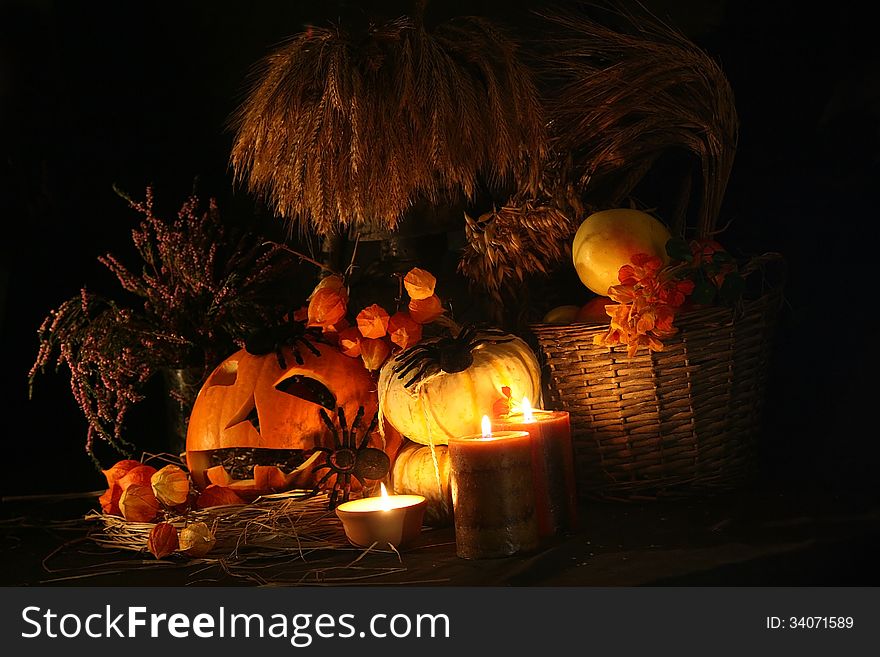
[[529, 281, 783, 500]]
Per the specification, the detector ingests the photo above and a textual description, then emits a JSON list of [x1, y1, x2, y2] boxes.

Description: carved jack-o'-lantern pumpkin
[[378, 326, 542, 446], [185, 341, 400, 498]]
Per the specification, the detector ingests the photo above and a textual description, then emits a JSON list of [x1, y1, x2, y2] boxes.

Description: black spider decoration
[[245, 314, 322, 369], [313, 405, 390, 509], [391, 324, 514, 389]]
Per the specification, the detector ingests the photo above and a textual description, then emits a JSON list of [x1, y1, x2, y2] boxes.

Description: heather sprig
[[29, 187, 301, 464]]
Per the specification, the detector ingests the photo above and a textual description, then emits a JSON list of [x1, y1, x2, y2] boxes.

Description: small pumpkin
[[391, 440, 453, 526], [378, 325, 541, 446]]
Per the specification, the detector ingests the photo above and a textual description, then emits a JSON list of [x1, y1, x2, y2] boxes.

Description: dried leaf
[[408, 294, 444, 324], [118, 483, 160, 522], [403, 268, 436, 300], [150, 464, 191, 506], [147, 523, 179, 559], [387, 312, 422, 350], [356, 304, 390, 339]]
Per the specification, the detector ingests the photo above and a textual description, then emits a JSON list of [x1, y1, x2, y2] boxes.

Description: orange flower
[[387, 311, 423, 350], [118, 465, 157, 491], [361, 337, 391, 371], [403, 268, 436, 300], [356, 304, 391, 339], [409, 294, 444, 323]]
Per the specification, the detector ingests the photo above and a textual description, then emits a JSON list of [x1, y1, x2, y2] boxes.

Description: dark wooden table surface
[[3, 481, 878, 587]]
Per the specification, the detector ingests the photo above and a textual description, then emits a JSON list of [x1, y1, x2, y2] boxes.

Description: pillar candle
[[448, 423, 540, 559], [495, 407, 578, 537]]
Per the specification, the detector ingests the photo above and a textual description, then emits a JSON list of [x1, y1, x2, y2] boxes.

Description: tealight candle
[[495, 398, 578, 536], [448, 416, 540, 559], [335, 483, 426, 549]]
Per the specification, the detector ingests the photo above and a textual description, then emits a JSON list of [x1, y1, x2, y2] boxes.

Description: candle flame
[[481, 415, 492, 439], [379, 482, 392, 511], [522, 396, 535, 423]]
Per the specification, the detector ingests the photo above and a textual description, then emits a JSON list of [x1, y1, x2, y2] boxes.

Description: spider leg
[[301, 336, 322, 358], [358, 413, 379, 450], [341, 474, 352, 505], [318, 408, 341, 449], [291, 343, 304, 366], [469, 337, 514, 351], [394, 352, 437, 382], [275, 346, 288, 370], [336, 406, 349, 448], [456, 325, 476, 344], [404, 361, 435, 389], [391, 346, 432, 374]]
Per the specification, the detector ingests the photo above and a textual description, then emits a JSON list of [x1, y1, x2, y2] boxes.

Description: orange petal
[[387, 311, 423, 350], [403, 268, 437, 300], [356, 304, 390, 339], [361, 337, 391, 371], [408, 294, 444, 324]]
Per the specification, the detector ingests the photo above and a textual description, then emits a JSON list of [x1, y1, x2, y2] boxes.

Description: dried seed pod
[[150, 464, 191, 506], [409, 295, 444, 324], [118, 483, 160, 523], [403, 268, 436, 300], [360, 338, 391, 371], [387, 312, 422, 350], [102, 460, 143, 489], [356, 304, 391, 339], [118, 465, 158, 492], [178, 522, 216, 557], [147, 523, 179, 559]]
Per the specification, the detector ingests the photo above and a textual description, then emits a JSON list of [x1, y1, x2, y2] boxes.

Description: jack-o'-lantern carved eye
[[276, 375, 336, 411], [225, 395, 259, 432]]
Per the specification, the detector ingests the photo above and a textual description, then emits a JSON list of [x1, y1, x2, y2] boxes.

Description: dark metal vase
[[161, 367, 204, 458]]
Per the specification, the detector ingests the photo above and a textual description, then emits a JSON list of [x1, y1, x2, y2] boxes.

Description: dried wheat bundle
[[540, 4, 738, 237], [230, 12, 546, 236], [458, 200, 579, 304]]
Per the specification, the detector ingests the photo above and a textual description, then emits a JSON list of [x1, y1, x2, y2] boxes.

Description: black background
[[1, 0, 878, 514]]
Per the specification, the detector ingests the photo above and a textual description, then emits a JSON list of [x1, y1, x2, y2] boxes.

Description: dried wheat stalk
[[229, 13, 546, 236], [540, 4, 739, 237]]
